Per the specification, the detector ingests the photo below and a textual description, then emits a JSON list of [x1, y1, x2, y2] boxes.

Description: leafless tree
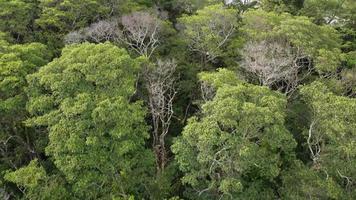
[[64, 30, 85, 44], [64, 19, 118, 44], [65, 11, 162, 58], [118, 11, 162, 58], [240, 40, 312, 96], [144, 59, 177, 171], [307, 120, 322, 165], [225, 0, 255, 4], [83, 19, 119, 43]]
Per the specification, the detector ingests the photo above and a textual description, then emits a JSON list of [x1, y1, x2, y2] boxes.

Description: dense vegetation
[[0, 0, 355, 199]]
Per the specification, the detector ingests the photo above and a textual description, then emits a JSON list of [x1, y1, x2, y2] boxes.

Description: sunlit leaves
[[172, 69, 296, 199], [23, 42, 154, 199]]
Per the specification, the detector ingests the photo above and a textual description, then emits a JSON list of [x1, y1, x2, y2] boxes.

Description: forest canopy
[[0, 0, 355, 199]]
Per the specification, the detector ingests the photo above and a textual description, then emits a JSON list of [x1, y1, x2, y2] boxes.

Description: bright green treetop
[[0, 36, 50, 121], [0, 34, 50, 174], [21, 42, 154, 199], [172, 69, 296, 199]]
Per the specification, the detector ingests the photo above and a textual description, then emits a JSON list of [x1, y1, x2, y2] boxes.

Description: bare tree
[[65, 11, 162, 58], [83, 19, 119, 43], [64, 30, 85, 44], [64, 18, 119, 44], [144, 59, 177, 171], [307, 120, 322, 165], [240, 40, 312, 96], [118, 11, 162, 58]]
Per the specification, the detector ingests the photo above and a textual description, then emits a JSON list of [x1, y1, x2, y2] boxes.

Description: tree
[[225, 0, 259, 13], [0, 37, 50, 127], [340, 64, 356, 97], [0, 34, 51, 199], [280, 160, 344, 199], [178, 3, 239, 67], [199, 68, 242, 102], [240, 10, 342, 95], [260, 0, 304, 14], [118, 11, 163, 58], [4, 159, 70, 200], [1, 0, 356, 199], [65, 11, 167, 58], [299, 81, 356, 198], [0, 0, 38, 42], [300, 0, 356, 97], [301, 0, 356, 25], [34, 0, 114, 54], [240, 40, 304, 95], [144, 59, 177, 171], [18, 42, 154, 199], [162, 0, 221, 14], [35, 0, 109, 32], [82, 19, 120, 43], [172, 69, 296, 199]]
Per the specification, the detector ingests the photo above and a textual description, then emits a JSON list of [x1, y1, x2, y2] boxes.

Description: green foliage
[[164, 0, 221, 14], [281, 161, 344, 199], [300, 81, 356, 198], [34, 0, 102, 53], [172, 69, 296, 199], [340, 64, 356, 97], [0, 35, 50, 174], [0, 0, 38, 42], [315, 48, 342, 74], [260, 0, 305, 14], [344, 51, 356, 67], [23, 42, 154, 199], [0, 39, 50, 118], [146, 162, 182, 200], [0, 0, 355, 199], [4, 159, 71, 200], [35, 0, 153, 34], [178, 3, 239, 65], [36, 0, 106, 32], [5, 159, 45, 189], [340, 26, 356, 52], [199, 68, 242, 88], [301, 0, 356, 25], [242, 9, 342, 74]]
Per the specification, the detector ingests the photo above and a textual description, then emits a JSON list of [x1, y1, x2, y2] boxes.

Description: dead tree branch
[[144, 59, 177, 171]]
